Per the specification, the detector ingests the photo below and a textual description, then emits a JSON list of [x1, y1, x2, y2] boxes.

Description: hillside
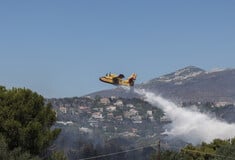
[[48, 96, 167, 160], [48, 66, 235, 160], [48, 94, 235, 160], [89, 66, 235, 103]]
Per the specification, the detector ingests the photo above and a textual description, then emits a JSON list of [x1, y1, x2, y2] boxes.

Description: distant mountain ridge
[[89, 66, 235, 103], [148, 66, 205, 84]]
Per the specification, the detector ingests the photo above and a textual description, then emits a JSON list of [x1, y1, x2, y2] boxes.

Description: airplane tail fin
[[128, 73, 137, 86]]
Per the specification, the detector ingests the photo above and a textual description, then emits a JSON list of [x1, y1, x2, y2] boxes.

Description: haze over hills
[[89, 66, 235, 104]]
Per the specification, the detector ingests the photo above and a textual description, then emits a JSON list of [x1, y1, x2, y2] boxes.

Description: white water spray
[[135, 89, 235, 145]]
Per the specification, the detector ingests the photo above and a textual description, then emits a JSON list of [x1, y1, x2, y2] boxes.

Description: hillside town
[[48, 94, 235, 144], [47, 90, 235, 160], [48, 96, 169, 141]]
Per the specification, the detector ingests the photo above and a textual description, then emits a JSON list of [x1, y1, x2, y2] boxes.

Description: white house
[[106, 105, 116, 112], [92, 112, 103, 119], [100, 98, 110, 105]]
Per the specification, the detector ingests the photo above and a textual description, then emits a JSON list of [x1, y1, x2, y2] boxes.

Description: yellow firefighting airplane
[[99, 73, 137, 86]]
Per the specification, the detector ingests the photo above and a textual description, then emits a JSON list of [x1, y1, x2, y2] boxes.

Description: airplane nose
[[99, 77, 104, 82]]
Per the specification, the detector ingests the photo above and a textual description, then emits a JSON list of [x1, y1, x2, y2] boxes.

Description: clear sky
[[0, 1, 234, 98]]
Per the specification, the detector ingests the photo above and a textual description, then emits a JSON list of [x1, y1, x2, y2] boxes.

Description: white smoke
[[135, 89, 235, 145]]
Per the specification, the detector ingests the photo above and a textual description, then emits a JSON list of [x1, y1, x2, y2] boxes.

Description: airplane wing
[[117, 74, 125, 79]]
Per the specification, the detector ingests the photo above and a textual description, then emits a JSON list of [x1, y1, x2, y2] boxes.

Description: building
[[124, 109, 138, 119], [160, 114, 171, 123], [126, 104, 134, 108], [132, 115, 142, 124], [114, 100, 123, 107], [59, 106, 67, 114], [92, 112, 103, 119], [147, 110, 153, 116], [100, 97, 110, 105], [79, 106, 90, 113], [106, 105, 116, 112]]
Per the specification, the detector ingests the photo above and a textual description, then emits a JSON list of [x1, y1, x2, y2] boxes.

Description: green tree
[[0, 86, 61, 156], [151, 138, 235, 160], [49, 151, 67, 160], [0, 134, 41, 160]]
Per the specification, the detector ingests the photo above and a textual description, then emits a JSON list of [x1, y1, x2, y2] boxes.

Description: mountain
[[89, 66, 235, 103], [48, 66, 235, 160]]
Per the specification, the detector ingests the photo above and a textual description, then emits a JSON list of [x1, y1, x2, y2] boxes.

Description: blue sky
[[0, 1, 234, 98]]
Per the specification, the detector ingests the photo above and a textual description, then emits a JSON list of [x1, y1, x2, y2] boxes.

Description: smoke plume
[[135, 89, 235, 145]]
